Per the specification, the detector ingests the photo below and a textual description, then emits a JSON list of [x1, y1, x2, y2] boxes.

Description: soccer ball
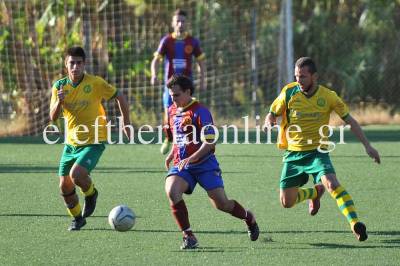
[[108, 205, 136, 232]]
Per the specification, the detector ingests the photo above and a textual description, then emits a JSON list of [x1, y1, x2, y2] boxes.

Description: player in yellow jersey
[[264, 57, 380, 241], [50, 46, 132, 231]]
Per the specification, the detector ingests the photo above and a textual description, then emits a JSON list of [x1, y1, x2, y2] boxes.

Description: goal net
[[0, 0, 282, 136]]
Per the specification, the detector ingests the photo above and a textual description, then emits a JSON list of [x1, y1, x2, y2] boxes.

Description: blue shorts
[[163, 87, 173, 109], [166, 155, 224, 194]]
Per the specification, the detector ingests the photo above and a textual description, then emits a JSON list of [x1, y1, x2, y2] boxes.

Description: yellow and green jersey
[[50, 74, 117, 146], [270, 82, 349, 151]]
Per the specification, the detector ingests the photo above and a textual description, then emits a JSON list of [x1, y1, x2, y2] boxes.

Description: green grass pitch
[[0, 126, 399, 265]]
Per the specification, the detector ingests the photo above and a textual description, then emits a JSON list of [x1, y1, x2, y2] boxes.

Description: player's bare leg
[[207, 187, 259, 241], [59, 175, 86, 231], [281, 186, 324, 215], [70, 164, 98, 218], [280, 187, 299, 208]]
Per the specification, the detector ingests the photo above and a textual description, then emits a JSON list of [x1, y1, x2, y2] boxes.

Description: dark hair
[[167, 74, 194, 95], [66, 46, 86, 61], [295, 57, 317, 74], [173, 9, 187, 17]]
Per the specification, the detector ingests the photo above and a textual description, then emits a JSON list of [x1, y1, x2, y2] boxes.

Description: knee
[[214, 200, 232, 212], [280, 198, 295, 208], [69, 168, 86, 183], [165, 186, 181, 203], [59, 177, 74, 193], [323, 177, 339, 193]]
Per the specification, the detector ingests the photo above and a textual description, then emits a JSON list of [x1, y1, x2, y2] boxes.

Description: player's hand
[[263, 113, 277, 134], [151, 75, 158, 85], [165, 151, 174, 170], [57, 85, 65, 103], [178, 158, 191, 171], [365, 145, 381, 164], [123, 124, 133, 142]]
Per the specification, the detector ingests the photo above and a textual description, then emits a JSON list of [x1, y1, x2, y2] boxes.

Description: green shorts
[[280, 150, 335, 189], [58, 144, 105, 176]]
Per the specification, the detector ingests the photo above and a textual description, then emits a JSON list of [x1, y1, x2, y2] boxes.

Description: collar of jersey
[[178, 98, 197, 111], [171, 32, 189, 40], [301, 84, 320, 98], [67, 74, 85, 88]]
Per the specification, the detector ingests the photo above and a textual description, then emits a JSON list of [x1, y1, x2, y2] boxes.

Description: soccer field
[[0, 126, 399, 265]]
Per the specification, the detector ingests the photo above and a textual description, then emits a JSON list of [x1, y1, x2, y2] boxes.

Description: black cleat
[[68, 216, 86, 231], [247, 222, 260, 241], [181, 235, 199, 250], [352, 222, 368, 241], [82, 188, 98, 218]]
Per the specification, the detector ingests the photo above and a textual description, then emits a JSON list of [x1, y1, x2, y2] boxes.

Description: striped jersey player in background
[[151, 9, 206, 155]]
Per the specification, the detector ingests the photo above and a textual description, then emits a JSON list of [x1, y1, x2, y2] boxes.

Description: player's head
[[294, 57, 318, 92], [172, 9, 187, 34], [65, 46, 86, 82], [167, 74, 194, 107]]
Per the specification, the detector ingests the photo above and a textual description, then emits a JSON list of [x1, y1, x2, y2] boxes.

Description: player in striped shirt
[[151, 9, 206, 155], [164, 74, 259, 249]]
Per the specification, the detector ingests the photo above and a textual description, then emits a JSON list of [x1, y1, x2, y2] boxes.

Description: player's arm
[[178, 141, 215, 171], [263, 91, 285, 132], [115, 92, 132, 141], [343, 115, 381, 164], [194, 39, 206, 91], [150, 55, 161, 85], [49, 85, 64, 121], [164, 116, 174, 170], [197, 59, 206, 91], [151, 38, 166, 85]]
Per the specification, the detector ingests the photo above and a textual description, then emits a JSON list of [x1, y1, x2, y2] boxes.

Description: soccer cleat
[[82, 188, 98, 218], [352, 222, 368, 241], [160, 139, 171, 155], [181, 235, 199, 250], [247, 222, 260, 241], [309, 184, 325, 216], [68, 216, 86, 231], [246, 210, 260, 241]]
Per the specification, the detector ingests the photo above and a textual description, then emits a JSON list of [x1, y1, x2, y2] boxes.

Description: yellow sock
[[81, 182, 95, 197], [296, 187, 317, 204], [67, 203, 82, 217], [329, 185, 359, 225]]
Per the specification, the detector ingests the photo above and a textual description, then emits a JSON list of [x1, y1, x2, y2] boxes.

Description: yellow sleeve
[[330, 91, 349, 119], [50, 87, 58, 110], [97, 77, 117, 100], [269, 90, 286, 116]]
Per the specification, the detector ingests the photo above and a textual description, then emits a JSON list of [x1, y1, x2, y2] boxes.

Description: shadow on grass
[[272, 230, 400, 236], [0, 213, 108, 218], [84, 229, 263, 234], [0, 164, 251, 174], [380, 239, 400, 244], [0, 164, 165, 174], [171, 246, 244, 253], [309, 243, 385, 249]]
